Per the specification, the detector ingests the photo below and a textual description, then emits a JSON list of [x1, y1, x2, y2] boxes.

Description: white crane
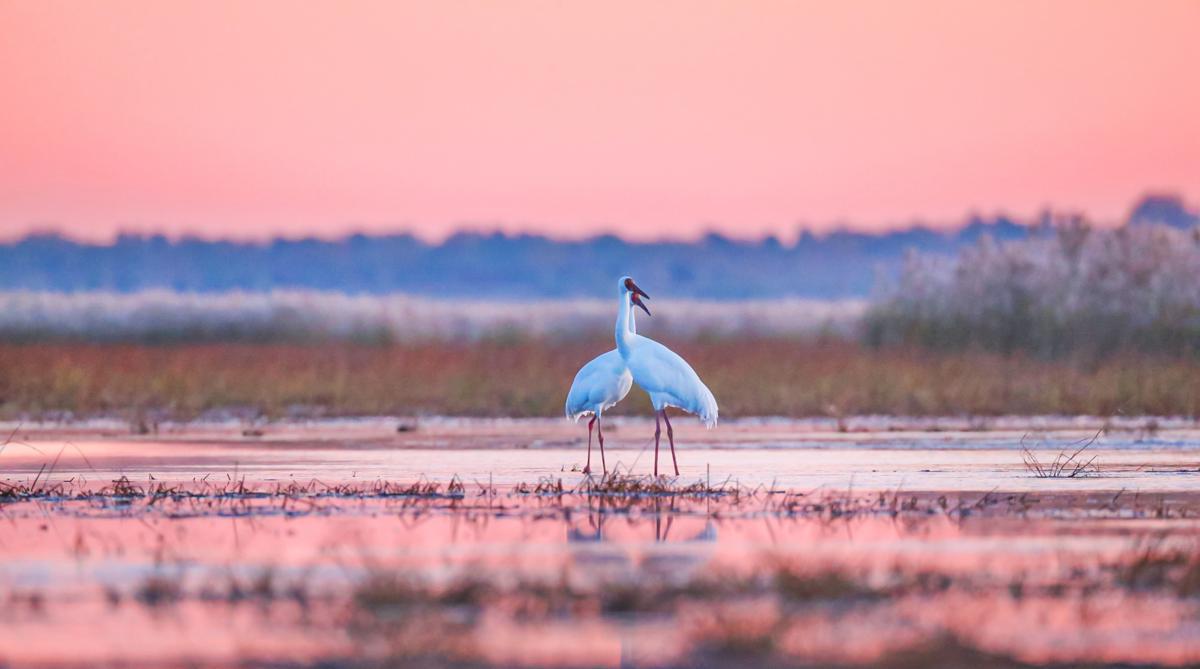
[[564, 292, 640, 474], [614, 276, 718, 476]]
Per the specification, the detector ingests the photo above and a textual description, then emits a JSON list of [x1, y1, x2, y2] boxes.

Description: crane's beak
[[628, 280, 651, 316], [631, 292, 651, 317]]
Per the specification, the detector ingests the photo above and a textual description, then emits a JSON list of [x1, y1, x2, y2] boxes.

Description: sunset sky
[[1, 0, 1197, 242]]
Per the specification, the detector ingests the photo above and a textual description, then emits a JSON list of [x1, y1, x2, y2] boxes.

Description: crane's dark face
[[624, 277, 651, 316]]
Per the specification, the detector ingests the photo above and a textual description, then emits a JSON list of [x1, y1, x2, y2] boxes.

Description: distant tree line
[[2, 217, 1042, 299]]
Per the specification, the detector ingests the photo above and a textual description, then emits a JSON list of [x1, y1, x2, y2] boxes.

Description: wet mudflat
[[1, 419, 1199, 668]]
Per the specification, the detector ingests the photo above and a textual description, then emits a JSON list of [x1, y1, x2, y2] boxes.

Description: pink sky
[[1, 1, 1197, 242]]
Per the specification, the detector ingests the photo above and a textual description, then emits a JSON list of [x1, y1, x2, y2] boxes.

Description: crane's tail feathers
[[697, 386, 719, 429], [565, 407, 593, 423]]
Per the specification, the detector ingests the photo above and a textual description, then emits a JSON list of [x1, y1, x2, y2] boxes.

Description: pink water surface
[[2, 422, 1198, 667]]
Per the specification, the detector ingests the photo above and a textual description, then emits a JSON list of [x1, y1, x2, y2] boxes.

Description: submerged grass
[[1114, 540, 1200, 597], [5, 341, 1200, 419], [348, 562, 881, 617], [6, 472, 1200, 525]]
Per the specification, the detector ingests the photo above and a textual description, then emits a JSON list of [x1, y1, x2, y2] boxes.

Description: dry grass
[[1021, 430, 1102, 478], [574, 472, 739, 498], [4, 340, 1200, 419]]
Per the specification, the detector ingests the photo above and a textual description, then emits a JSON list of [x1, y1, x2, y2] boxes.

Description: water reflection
[[2, 436, 1200, 668]]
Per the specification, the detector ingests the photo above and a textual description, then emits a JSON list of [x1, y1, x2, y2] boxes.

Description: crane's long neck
[[615, 291, 635, 355]]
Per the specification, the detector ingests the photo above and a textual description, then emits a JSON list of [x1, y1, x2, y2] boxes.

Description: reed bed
[[4, 340, 1200, 419], [866, 222, 1200, 357]]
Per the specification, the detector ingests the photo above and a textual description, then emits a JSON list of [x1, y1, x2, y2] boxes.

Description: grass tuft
[[1020, 430, 1101, 478]]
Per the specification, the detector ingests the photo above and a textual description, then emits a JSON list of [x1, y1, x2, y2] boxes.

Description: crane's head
[[619, 276, 651, 316]]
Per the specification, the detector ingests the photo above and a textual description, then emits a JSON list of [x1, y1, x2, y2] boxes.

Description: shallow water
[[2, 420, 1199, 668], [2, 440, 1197, 493]]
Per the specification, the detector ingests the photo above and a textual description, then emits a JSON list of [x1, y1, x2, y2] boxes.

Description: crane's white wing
[[626, 336, 718, 426], [565, 349, 633, 421]]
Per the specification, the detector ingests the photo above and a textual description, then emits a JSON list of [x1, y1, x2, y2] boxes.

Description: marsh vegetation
[[5, 340, 1200, 420]]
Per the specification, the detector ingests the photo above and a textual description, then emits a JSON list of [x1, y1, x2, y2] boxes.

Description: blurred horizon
[[8, 191, 1197, 245], [3, 1, 1198, 243], [5, 193, 1197, 299]]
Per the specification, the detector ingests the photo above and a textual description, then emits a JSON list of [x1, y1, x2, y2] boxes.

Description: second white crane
[[614, 276, 718, 476]]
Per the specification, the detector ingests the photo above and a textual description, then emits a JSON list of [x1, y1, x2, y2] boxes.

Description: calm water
[[2, 421, 1199, 667]]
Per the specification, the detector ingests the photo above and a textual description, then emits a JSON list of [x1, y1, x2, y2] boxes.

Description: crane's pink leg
[[653, 411, 662, 477], [663, 410, 679, 476], [583, 416, 596, 474], [597, 416, 607, 474]]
